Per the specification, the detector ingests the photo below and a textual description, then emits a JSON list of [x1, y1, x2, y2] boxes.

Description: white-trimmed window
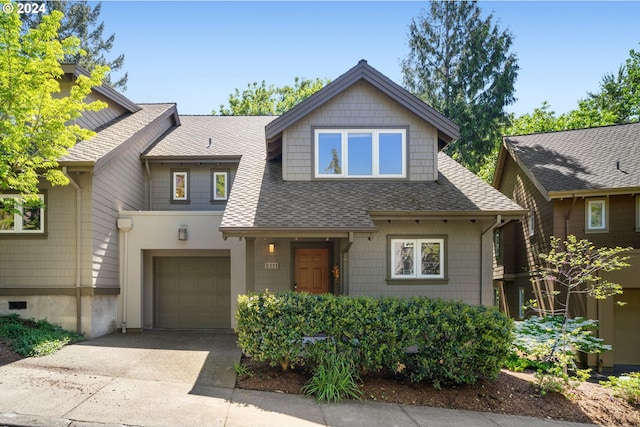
[[586, 199, 607, 231], [172, 170, 189, 201], [213, 171, 228, 201], [0, 194, 45, 234], [315, 129, 406, 178], [528, 213, 535, 237], [390, 237, 445, 279]]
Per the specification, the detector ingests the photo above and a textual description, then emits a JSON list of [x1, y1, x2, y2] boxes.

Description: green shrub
[[236, 291, 513, 388], [600, 372, 640, 405], [302, 349, 362, 403], [0, 314, 82, 357]]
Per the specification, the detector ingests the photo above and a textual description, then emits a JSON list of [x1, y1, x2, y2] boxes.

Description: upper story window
[[314, 129, 406, 178], [171, 170, 189, 202], [212, 171, 228, 201], [586, 199, 607, 232], [528, 213, 535, 237], [0, 194, 45, 234]]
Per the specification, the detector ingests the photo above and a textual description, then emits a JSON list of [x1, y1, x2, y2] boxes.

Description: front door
[[294, 248, 330, 294]]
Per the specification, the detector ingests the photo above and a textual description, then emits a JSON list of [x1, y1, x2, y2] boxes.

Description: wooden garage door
[[155, 257, 230, 329]]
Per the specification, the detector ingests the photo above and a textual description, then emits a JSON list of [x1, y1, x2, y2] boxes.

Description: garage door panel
[[155, 257, 231, 329]]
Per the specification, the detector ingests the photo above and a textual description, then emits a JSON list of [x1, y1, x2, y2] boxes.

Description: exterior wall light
[[178, 226, 188, 241], [268, 243, 275, 254]]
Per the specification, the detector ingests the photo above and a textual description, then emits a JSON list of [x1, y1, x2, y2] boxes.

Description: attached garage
[[154, 257, 231, 329]]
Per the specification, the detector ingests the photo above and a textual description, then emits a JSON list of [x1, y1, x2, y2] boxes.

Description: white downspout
[[481, 215, 502, 306], [117, 218, 133, 333], [62, 167, 82, 335]]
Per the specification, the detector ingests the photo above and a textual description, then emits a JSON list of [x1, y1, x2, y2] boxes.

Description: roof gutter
[[549, 186, 640, 200], [62, 167, 83, 335]]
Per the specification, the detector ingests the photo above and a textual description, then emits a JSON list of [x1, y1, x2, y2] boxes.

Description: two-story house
[[1, 61, 526, 339], [493, 122, 640, 367]]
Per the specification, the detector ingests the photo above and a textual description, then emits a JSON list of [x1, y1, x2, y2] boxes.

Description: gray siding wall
[[59, 82, 128, 131], [0, 173, 93, 288], [349, 219, 490, 305], [150, 164, 237, 211], [91, 115, 175, 287], [282, 81, 438, 182]]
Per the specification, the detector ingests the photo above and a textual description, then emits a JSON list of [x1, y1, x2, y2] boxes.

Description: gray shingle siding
[[282, 81, 438, 182]]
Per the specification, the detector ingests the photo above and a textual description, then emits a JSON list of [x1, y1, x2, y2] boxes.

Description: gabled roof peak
[[264, 60, 459, 149]]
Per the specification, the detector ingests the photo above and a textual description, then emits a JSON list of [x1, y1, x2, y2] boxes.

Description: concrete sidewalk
[[0, 331, 593, 427]]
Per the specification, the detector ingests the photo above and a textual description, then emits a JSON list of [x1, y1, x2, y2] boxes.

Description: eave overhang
[[264, 60, 459, 159], [548, 187, 640, 200]]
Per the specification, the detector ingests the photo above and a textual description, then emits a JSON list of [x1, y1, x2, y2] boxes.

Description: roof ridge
[[504, 120, 640, 139]]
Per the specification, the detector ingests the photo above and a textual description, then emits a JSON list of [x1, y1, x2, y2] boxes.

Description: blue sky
[[96, 1, 640, 116]]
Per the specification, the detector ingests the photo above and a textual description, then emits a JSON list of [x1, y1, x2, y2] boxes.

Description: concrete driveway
[[0, 330, 241, 426]]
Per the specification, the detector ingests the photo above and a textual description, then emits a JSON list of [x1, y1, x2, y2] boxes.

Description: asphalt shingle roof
[[61, 103, 176, 163], [221, 150, 526, 230], [143, 115, 275, 158], [128, 114, 525, 231], [504, 122, 640, 194]]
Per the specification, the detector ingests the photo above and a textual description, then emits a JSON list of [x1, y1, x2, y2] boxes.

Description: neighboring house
[[493, 122, 640, 367], [0, 60, 526, 339]]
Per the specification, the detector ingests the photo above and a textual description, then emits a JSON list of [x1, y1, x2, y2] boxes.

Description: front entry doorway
[[293, 248, 330, 294]]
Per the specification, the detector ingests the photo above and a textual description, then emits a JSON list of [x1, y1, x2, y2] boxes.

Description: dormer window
[[314, 129, 406, 178]]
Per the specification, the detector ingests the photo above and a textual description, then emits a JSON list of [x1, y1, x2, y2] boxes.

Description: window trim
[[636, 196, 640, 232], [171, 170, 189, 203], [585, 198, 608, 232], [528, 213, 535, 237], [314, 128, 407, 179], [387, 235, 447, 284], [0, 194, 46, 235], [212, 170, 229, 201]]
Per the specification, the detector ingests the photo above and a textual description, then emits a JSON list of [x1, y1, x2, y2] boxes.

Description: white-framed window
[[213, 171, 228, 201], [171, 170, 189, 201], [0, 194, 45, 234], [528, 213, 535, 237], [390, 237, 445, 279], [314, 129, 406, 178], [586, 199, 606, 231]]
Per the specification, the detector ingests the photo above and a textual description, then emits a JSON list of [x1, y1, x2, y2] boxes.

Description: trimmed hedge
[[236, 292, 513, 387]]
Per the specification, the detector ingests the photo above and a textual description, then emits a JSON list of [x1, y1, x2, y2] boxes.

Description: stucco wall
[[282, 81, 438, 182], [118, 211, 246, 330]]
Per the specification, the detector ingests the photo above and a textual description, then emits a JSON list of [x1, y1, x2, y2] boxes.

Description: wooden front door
[[294, 248, 330, 294]]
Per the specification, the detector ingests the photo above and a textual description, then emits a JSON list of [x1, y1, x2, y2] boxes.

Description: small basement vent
[[9, 301, 27, 310]]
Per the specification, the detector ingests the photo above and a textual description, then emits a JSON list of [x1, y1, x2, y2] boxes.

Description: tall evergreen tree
[[23, 1, 127, 90], [402, 1, 518, 172]]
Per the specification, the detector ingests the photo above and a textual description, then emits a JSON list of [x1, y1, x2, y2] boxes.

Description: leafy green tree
[[582, 46, 640, 124], [402, 0, 518, 173], [0, 6, 107, 196], [524, 235, 630, 385], [533, 235, 631, 319], [218, 77, 329, 115], [22, 1, 127, 90]]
